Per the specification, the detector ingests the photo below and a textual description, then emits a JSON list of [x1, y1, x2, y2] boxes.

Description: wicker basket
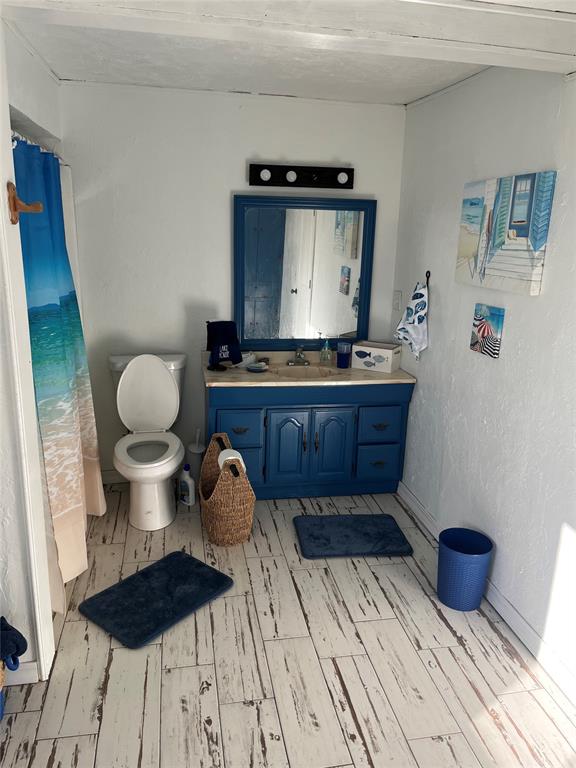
[[200, 433, 255, 546], [0, 661, 5, 721]]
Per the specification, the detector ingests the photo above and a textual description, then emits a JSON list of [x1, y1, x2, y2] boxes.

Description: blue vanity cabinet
[[206, 382, 414, 498]]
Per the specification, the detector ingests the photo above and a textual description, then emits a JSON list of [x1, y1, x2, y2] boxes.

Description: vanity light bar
[[249, 163, 354, 189]]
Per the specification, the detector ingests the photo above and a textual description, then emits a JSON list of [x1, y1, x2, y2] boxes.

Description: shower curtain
[[13, 139, 106, 602]]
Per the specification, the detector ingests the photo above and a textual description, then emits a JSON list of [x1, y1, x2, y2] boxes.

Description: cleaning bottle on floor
[[178, 463, 194, 506]]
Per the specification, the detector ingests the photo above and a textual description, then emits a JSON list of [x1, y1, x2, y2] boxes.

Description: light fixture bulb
[[337, 172, 349, 185], [260, 168, 271, 181], [286, 170, 297, 183]]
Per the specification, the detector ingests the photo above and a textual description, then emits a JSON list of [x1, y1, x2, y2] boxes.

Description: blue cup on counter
[[337, 341, 352, 369]]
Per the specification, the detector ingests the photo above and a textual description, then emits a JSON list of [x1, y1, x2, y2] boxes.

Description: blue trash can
[[437, 528, 493, 611]]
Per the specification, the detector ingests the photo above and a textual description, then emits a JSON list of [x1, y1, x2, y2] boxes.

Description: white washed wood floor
[[3, 488, 576, 768]]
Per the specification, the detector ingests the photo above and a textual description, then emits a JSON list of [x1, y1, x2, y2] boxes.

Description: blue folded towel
[[206, 320, 242, 370], [1, 616, 28, 671]]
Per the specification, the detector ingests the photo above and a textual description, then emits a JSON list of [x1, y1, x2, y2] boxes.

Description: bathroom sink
[[277, 366, 343, 380]]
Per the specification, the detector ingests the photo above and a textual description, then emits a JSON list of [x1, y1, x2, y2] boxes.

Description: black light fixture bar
[[249, 163, 354, 189]]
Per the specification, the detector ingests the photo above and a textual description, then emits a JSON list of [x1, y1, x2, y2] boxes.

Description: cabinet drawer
[[216, 409, 264, 447], [356, 444, 401, 480], [238, 447, 264, 486], [358, 406, 402, 444]]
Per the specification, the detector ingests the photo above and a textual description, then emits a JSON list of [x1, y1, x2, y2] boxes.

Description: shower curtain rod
[[11, 129, 66, 164]]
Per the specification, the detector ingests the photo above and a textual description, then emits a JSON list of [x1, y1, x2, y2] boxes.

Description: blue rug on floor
[[293, 514, 413, 559], [79, 551, 233, 648]]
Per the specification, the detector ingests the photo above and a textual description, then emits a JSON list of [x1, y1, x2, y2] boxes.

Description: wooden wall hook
[[7, 181, 43, 225]]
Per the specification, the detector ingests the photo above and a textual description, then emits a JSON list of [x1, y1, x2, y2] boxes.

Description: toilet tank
[[108, 353, 187, 399]]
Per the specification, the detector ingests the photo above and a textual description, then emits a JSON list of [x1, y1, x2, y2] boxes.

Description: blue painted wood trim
[[207, 383, 414, 408], [233, 194, 377, 351]]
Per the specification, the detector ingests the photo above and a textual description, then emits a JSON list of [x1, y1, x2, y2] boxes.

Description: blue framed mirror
[[234, 195, 376, 350]]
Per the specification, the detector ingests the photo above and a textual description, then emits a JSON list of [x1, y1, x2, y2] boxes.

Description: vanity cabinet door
[[311, 408, 355, 483], [266, 410, 310, 485]]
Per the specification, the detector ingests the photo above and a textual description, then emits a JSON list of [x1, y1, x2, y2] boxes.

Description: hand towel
[[394, 282, 428, 360], [206, 320, 242, 370]]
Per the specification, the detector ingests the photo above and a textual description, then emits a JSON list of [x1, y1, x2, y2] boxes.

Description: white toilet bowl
[[114, 431, 184, 530], [111, 353, 185, 531]]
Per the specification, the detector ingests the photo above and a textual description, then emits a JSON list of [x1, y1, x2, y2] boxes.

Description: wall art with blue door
[[455, 170, 557, 295]]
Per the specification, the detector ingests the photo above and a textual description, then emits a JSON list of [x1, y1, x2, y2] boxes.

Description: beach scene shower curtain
[[13, 139, 106, 592]]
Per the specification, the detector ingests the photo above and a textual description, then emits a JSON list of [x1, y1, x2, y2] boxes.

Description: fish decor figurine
[[354, 350, 386, 367]]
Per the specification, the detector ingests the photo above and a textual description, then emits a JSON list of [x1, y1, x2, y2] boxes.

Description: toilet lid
[[116, 354, 179, 432]]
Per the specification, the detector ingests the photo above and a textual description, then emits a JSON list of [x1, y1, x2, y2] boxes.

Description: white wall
[[60, 83, 406, 470], [4, 22, 60, 142], [394, 69, 576, 698]]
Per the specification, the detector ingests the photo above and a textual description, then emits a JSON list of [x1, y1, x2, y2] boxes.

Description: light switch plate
[[393, 290, 402, 312]]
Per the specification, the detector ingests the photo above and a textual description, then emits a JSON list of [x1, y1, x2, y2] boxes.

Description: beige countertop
[[202, 351, 416, 388]]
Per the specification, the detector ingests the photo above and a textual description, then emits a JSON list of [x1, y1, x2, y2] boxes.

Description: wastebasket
[[437, 528, 493, 611]]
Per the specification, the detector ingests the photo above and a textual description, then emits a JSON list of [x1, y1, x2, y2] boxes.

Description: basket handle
[[227, 462, 240, 477], [216, 436, 227, 451]]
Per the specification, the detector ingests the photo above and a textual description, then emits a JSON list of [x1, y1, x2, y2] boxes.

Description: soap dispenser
[[320, 337, 332, 366]]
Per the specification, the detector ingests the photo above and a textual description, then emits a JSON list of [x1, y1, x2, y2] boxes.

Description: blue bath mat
[[293, 514, 413, 559], [79, 551, 233, 648]]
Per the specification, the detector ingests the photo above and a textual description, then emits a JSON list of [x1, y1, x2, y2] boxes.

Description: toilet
[[109, 353, 187, 531]]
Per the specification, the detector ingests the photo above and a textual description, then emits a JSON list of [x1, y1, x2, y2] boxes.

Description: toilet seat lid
[[116, 354, 179, 432]]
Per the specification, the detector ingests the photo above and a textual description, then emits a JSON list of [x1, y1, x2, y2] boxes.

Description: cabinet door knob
[[232, 426, 249, 435], [314, 432, 319, 452], [373, 423, 389, 431], [303, 431, 307, 452], [371, 460, 387, 467]]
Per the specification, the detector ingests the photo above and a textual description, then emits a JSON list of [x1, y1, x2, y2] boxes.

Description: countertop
[[202, 351, 416, 388]]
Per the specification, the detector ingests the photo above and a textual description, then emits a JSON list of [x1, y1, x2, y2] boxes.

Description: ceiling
[[3, 1, 575, 106]]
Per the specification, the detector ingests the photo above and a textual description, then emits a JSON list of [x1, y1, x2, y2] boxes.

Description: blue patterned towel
[[394, 281, 428, 359]]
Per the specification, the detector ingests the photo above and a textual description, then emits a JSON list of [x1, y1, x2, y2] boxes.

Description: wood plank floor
[[3, 487, 576, 768]]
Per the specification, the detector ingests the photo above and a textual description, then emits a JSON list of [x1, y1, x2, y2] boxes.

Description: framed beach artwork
[[456, 170, 557, 295], [470, 304, 505, 359]]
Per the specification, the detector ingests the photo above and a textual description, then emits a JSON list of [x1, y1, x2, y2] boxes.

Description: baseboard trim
[[484, 579, 576, 705], [5, 660, 39, 686], [397, 481, 439, 539], [396, 481, 576, 706], [101, 468, 125, 484]]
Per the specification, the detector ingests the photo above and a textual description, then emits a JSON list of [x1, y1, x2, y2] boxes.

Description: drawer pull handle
[[314, 432, 319, 453], [303, 431, 307, 453], [371, 460, 387, 467], [232, 426, 249, 435], [373, 422, 390, 431]]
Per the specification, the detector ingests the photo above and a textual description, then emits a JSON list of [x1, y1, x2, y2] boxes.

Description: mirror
[[234, 195, 376, 349]]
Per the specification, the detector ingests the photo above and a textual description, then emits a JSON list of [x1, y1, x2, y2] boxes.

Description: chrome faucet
[[287, 346, 310, 366]]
